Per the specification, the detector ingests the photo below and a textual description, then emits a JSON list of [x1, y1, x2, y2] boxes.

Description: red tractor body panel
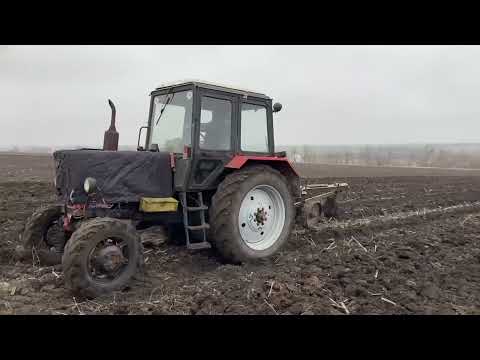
[[225, 155, 299, 177]]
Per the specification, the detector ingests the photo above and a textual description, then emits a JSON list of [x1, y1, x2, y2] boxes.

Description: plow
[[18, 80, 348, 298], [296, 182, 349, 228]]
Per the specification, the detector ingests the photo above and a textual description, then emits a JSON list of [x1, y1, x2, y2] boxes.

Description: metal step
[[187, 205, 208, 212], [187, 242, 212, 250], [187, 224, 210, 231]]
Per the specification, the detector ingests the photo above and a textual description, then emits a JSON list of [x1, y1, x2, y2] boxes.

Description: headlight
[[84, 177, 97, 194]]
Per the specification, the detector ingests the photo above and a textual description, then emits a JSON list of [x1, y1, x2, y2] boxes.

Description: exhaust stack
[[103, 99, 119, 151]]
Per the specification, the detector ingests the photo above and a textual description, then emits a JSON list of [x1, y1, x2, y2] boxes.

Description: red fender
[[225, 155, 299, 177]]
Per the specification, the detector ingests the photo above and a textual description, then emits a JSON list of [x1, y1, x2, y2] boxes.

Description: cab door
[[186, 88, 238, 191]]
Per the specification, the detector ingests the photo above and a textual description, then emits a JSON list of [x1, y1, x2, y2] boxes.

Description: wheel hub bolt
[[96, 245, 125, 273], [254, 208, 268, 225]]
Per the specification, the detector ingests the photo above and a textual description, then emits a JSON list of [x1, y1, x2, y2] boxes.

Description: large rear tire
[[21, 204, 66, 265], [62, 217, 144, 299], [209, 165, 295, 264]]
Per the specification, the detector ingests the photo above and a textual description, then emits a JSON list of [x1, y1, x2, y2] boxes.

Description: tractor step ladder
[[179, 192, 211, 250]]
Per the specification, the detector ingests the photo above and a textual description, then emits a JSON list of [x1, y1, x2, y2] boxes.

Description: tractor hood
[[53, 149, 173, 204]]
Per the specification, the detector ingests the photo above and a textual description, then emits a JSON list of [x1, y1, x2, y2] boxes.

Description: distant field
[[2, 152, 480, 182], [294, 162, 480, 178], [0, 153, 55, 181]]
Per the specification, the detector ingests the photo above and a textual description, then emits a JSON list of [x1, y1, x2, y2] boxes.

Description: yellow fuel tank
[[139, 197, 179, 212]]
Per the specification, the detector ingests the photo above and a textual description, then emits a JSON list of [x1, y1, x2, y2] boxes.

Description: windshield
[[149, 89, 193, 153]]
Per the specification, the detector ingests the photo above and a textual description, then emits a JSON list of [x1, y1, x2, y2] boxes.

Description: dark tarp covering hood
[[53, 150, 173, 203]]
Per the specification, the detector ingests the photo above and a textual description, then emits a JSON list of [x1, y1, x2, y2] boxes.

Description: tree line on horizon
[[283, 144, 480, 169], [4, 144, 480, 169]]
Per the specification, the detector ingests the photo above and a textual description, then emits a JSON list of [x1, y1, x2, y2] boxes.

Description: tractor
[[19, 80, 348, 298]]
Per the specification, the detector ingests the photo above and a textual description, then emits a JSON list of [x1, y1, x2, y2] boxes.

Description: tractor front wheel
[[20, 204, 68, 265], [209, 165, 295, 264], [62, 218, 144, 299]]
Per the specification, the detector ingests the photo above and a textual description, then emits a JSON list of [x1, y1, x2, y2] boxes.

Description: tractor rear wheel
[[209, 165, 295, 264], [62, 217, 144, 299], [20, 204, 68, 265]]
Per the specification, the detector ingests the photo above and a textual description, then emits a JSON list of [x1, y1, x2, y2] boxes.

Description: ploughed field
[[1, 153, 480, 314]]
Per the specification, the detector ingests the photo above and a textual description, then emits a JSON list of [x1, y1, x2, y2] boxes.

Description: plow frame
[[295, 182, 349, 228]]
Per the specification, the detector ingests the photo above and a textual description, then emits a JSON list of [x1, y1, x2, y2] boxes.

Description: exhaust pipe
[[103, 99, 119, 151]]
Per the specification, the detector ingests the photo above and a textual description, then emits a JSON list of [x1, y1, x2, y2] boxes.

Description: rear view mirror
[[273, 102, 282, 113], [137, 126, 148, 151]]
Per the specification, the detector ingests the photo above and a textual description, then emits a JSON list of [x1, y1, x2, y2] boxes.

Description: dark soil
[[1, 154, 480, 314]]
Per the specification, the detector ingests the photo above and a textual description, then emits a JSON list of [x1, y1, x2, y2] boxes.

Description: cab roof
[[154, 79, 271, 100]]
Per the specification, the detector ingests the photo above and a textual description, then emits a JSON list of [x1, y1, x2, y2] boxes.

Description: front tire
[[209, 165, 295, 264], [21, 204, 67, 265], [62, 217, 144, 299]]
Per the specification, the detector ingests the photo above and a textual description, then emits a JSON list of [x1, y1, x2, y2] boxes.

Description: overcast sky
[[1, 45, 480, 148]]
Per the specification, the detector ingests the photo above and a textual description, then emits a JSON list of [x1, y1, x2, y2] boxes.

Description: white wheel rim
[[238, 185, 286, 251]]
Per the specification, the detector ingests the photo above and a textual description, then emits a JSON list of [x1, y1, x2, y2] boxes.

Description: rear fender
[[225, 155, 300, 198]]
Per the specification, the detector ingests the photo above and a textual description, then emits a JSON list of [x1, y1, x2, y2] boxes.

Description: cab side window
[[241, 103, 269, 152]]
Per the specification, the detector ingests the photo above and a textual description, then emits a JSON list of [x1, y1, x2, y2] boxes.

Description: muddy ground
[[1, 154, 480, 314]]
